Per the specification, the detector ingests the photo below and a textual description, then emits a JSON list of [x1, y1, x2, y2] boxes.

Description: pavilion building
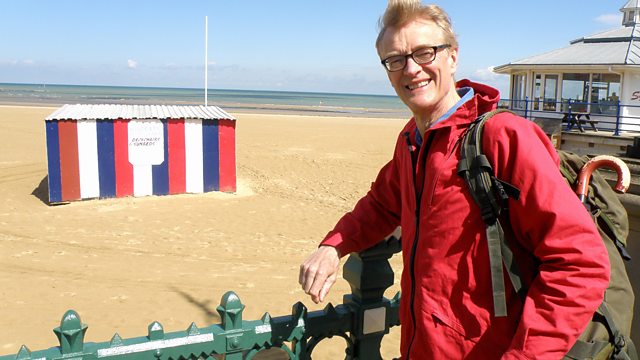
[[493, 0, 640, 132]]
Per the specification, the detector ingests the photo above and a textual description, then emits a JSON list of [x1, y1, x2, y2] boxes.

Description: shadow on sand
[[169, 286, 221, 324], [31, 176, 50, 205]]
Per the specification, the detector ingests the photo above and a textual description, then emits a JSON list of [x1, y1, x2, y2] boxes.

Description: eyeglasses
[[381, 44, 451, 72]]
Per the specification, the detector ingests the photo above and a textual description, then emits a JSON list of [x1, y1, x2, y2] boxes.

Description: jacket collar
[[406, 79, 501, 147], [415, 87, 474, 147], [428, 79, 501, 131]]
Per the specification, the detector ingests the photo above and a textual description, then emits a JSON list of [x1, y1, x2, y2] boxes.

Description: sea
[[0, 83, 410, 119]]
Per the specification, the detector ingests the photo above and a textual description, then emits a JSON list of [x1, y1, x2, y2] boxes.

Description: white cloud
[[127, 59, 138, 69], [472, 66, 503, 82], [596, 14, 621, 27], [164, 62, 178, 69], [0, 59, 32, 66], [466, 66, 510, 97]]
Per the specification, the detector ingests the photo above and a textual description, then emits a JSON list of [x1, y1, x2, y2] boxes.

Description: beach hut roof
[[45, 104, 236, 121]]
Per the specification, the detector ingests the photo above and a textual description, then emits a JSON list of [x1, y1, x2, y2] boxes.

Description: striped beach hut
[[45, 104, 236, 204]]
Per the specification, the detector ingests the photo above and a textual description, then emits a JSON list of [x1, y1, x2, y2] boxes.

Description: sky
[[0, 1, 625, 96]]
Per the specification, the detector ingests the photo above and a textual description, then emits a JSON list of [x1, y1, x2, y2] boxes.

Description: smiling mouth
[[406, 80, 430, 90]]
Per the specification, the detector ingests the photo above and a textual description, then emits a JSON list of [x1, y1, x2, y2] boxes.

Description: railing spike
[[323, 302, 338, 317], [147, 321, 164, 341], [291, 301, 307, 321], [186, 322, 200, 336], [109, 333, 123, 347], [15, 345, 31, 360], [261, 312, 271, 323]]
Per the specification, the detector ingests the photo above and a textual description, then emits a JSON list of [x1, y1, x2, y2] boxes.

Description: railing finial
[[53, 310, 87, 355], [217, 291, 245, 331]]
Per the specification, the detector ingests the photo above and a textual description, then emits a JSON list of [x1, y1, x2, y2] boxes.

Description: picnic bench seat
[[562, 112, 598, 132]]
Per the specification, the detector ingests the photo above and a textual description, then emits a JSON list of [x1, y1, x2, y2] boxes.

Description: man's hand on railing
[[299, 245, 341, 304]]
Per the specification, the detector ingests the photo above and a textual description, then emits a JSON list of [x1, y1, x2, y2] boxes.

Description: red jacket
[[321, 80, 609, 359]]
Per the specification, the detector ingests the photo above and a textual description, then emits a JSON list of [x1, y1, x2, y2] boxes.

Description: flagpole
[[205, 16, 208, 106]]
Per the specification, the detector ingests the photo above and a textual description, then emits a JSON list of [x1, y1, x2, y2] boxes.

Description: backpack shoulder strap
[[457, 109, 523, 317]]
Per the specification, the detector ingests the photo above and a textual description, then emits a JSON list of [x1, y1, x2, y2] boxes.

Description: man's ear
[[448, 47, 459, 74]]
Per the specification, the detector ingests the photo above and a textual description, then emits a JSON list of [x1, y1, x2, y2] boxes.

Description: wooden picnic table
[[562, 112, 598, 132]]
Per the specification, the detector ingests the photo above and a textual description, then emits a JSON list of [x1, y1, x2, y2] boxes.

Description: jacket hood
[[434, 79, 501, 129], [456, 79, 501, 115]]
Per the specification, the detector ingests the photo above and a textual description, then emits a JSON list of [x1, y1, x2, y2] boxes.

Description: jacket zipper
[[405, 131, 435, 358]]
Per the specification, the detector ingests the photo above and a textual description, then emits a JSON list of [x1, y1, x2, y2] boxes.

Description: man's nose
[[404, 56, 422, 74]]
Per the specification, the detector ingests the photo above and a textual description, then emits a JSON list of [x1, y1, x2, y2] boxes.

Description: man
[[299, 1, 609, 359]]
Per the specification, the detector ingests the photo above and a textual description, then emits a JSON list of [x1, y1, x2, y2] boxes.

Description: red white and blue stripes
[[45, 104, 236, 203]]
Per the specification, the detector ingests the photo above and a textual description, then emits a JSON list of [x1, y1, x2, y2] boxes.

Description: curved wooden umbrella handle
[[576, 155, 631, 203]]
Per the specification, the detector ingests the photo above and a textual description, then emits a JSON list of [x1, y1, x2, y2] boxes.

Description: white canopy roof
[[494, 1, 640, 73]]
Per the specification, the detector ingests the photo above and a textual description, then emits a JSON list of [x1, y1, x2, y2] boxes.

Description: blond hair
[[375, 0, 458, 50]]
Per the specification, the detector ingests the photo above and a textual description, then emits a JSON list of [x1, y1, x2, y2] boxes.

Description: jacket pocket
[[421, 300, 513, 358], [429, 309, 481, 344], [421, 294, 487, 343]]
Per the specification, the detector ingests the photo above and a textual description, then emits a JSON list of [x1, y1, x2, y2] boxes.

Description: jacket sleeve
[[320, 140, 403, 257], [483, 115, 610, 359]]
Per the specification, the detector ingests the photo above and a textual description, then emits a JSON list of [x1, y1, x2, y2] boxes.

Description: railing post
[[52, 310, 88, 356], [615, 100, 622, 136], [289, 302, 309, 359], [217, 291, 246, 360], [524, 96, 529, 119], [564, 99, 573, 131], [342, 237, 401, 360]]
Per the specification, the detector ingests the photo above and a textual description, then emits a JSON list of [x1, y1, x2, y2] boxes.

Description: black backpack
[[457, 109, 637, 360]]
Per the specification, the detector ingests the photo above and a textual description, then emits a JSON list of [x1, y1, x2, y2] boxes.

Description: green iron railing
[[0, 236, 401, 360]]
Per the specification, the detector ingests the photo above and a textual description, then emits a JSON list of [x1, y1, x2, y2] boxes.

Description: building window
[[543, 74, 559, 111], [511, 74, 526, 109], [591, 73, 621, 114], [532, 74, 542, 110], [513, 72, 621, 114], [561, 73, 590, 113]]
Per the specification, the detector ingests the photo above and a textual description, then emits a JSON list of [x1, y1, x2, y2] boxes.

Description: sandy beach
[[0, 105, 405, 358]]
